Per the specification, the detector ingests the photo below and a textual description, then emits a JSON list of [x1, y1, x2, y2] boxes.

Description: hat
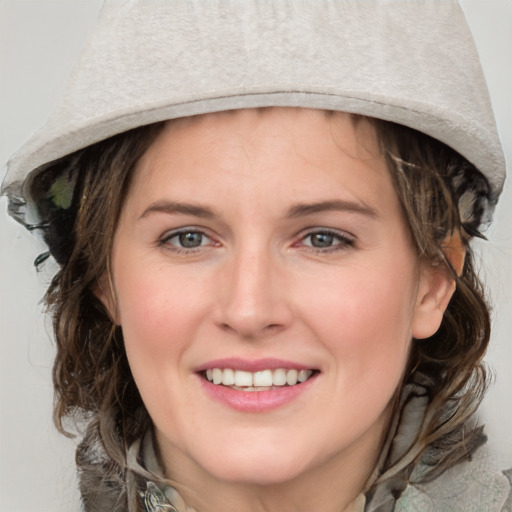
[[1, 0, 506, 226]]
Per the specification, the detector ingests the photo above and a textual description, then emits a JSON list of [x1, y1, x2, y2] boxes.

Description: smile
[[204, 368, 315, 390]]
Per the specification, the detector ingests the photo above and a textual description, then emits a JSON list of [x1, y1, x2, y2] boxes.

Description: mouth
[[197, 360, 320, 411], [201, 368, 318, 391]]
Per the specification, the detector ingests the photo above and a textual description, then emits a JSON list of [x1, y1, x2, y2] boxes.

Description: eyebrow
[[286, 199, 378, 219], [139, 200, 217, 220], [138, 198, 377, 221]]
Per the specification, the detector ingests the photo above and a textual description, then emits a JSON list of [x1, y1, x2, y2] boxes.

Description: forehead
[[149, 108, 382, 163], [126, 108, 397, 219]]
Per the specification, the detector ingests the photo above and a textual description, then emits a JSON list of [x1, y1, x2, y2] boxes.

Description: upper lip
[[195, 358, 315, 373]]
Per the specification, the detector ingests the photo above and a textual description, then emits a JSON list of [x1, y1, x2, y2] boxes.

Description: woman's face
[[106, 108, 446, 489]]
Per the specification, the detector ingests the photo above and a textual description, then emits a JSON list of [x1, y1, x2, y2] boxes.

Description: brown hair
[[29, 122, 166, 509], [29, 114, 492, 507], [371, 119, 490, 478]]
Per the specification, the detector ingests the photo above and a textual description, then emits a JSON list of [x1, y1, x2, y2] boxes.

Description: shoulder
[[395, 444, 512, 512]]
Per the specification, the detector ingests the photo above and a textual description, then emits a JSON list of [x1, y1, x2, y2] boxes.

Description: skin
[[101, 108, 454, 512]]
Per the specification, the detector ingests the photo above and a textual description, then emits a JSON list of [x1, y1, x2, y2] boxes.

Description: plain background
[[1, 1, 511, 511]]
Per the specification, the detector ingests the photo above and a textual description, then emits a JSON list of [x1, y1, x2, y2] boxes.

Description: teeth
[[222, 368, 235, 386], [234, 370, 253, 387], [204, 368, 314, 388], [253, 370, 273, 387], [273, 368, 287, 386], [213, 368, 223, 385], [297, 369, 310, 383], [286, 369, 298, 386]]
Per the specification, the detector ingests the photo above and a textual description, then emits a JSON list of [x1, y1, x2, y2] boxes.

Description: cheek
[[305, 261, 416, 331], [113, 263, 208, 371], [298, 262, 417, 384], [113, 266, 210, 423]]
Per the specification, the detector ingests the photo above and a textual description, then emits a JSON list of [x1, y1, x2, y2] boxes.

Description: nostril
[[218, 321, 285, 339], [220, 323, 236, 333]]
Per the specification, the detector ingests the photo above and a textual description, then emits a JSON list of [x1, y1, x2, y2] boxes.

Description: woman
[[1, 1, 511, 511]]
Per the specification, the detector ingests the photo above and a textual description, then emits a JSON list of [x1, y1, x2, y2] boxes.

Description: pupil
[[179, 232, 202, 248], [311, 233, 333, 247]]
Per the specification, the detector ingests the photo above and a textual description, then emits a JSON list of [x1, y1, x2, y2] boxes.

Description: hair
[[369, 118, 491, 480], [28, 113, 492, 509]]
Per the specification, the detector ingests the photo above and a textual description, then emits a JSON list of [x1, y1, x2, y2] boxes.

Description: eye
[[161, 229, 213, 250], [306, 232, 337, 248], [300, 229, 354, 251]]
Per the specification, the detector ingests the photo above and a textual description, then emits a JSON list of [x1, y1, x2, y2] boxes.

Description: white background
[[0, 1, 511, 511]]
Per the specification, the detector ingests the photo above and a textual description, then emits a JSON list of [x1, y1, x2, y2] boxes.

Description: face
[[106, 108, 447, 491]]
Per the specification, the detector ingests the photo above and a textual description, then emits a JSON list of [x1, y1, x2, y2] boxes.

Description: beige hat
[[1, 0, 506, 224]]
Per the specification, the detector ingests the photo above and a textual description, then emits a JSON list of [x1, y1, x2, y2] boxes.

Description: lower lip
[[198, 374, 317, 412]]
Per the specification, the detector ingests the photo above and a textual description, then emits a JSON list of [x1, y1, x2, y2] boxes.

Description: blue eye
[[302, 230, 353, 250], [308, 232, 336, 248], [162, 230, 212, 249], [177, 232, 205, 248]]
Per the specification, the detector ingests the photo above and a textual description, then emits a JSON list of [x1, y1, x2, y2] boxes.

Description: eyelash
[[158, 228, 355, 254]]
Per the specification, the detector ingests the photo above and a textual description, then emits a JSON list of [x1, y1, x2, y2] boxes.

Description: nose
[[214, 246, 293, 340]]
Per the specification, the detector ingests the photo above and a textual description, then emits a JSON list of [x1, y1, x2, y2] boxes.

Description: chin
[[209, 459, 307, 486], [192, 440, 317, 486]]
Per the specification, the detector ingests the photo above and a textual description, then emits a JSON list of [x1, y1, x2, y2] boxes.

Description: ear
[[412, 261, 456, 340], [93, 273, 120, 325], [412, 231, 467, 339]]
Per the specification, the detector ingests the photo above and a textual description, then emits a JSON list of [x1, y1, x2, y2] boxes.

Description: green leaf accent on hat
[[48, 171, 75, 210]]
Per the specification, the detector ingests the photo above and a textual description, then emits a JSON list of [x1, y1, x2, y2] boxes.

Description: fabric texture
[[395, 448, 511, 512], [1, 0, 506, 226]]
